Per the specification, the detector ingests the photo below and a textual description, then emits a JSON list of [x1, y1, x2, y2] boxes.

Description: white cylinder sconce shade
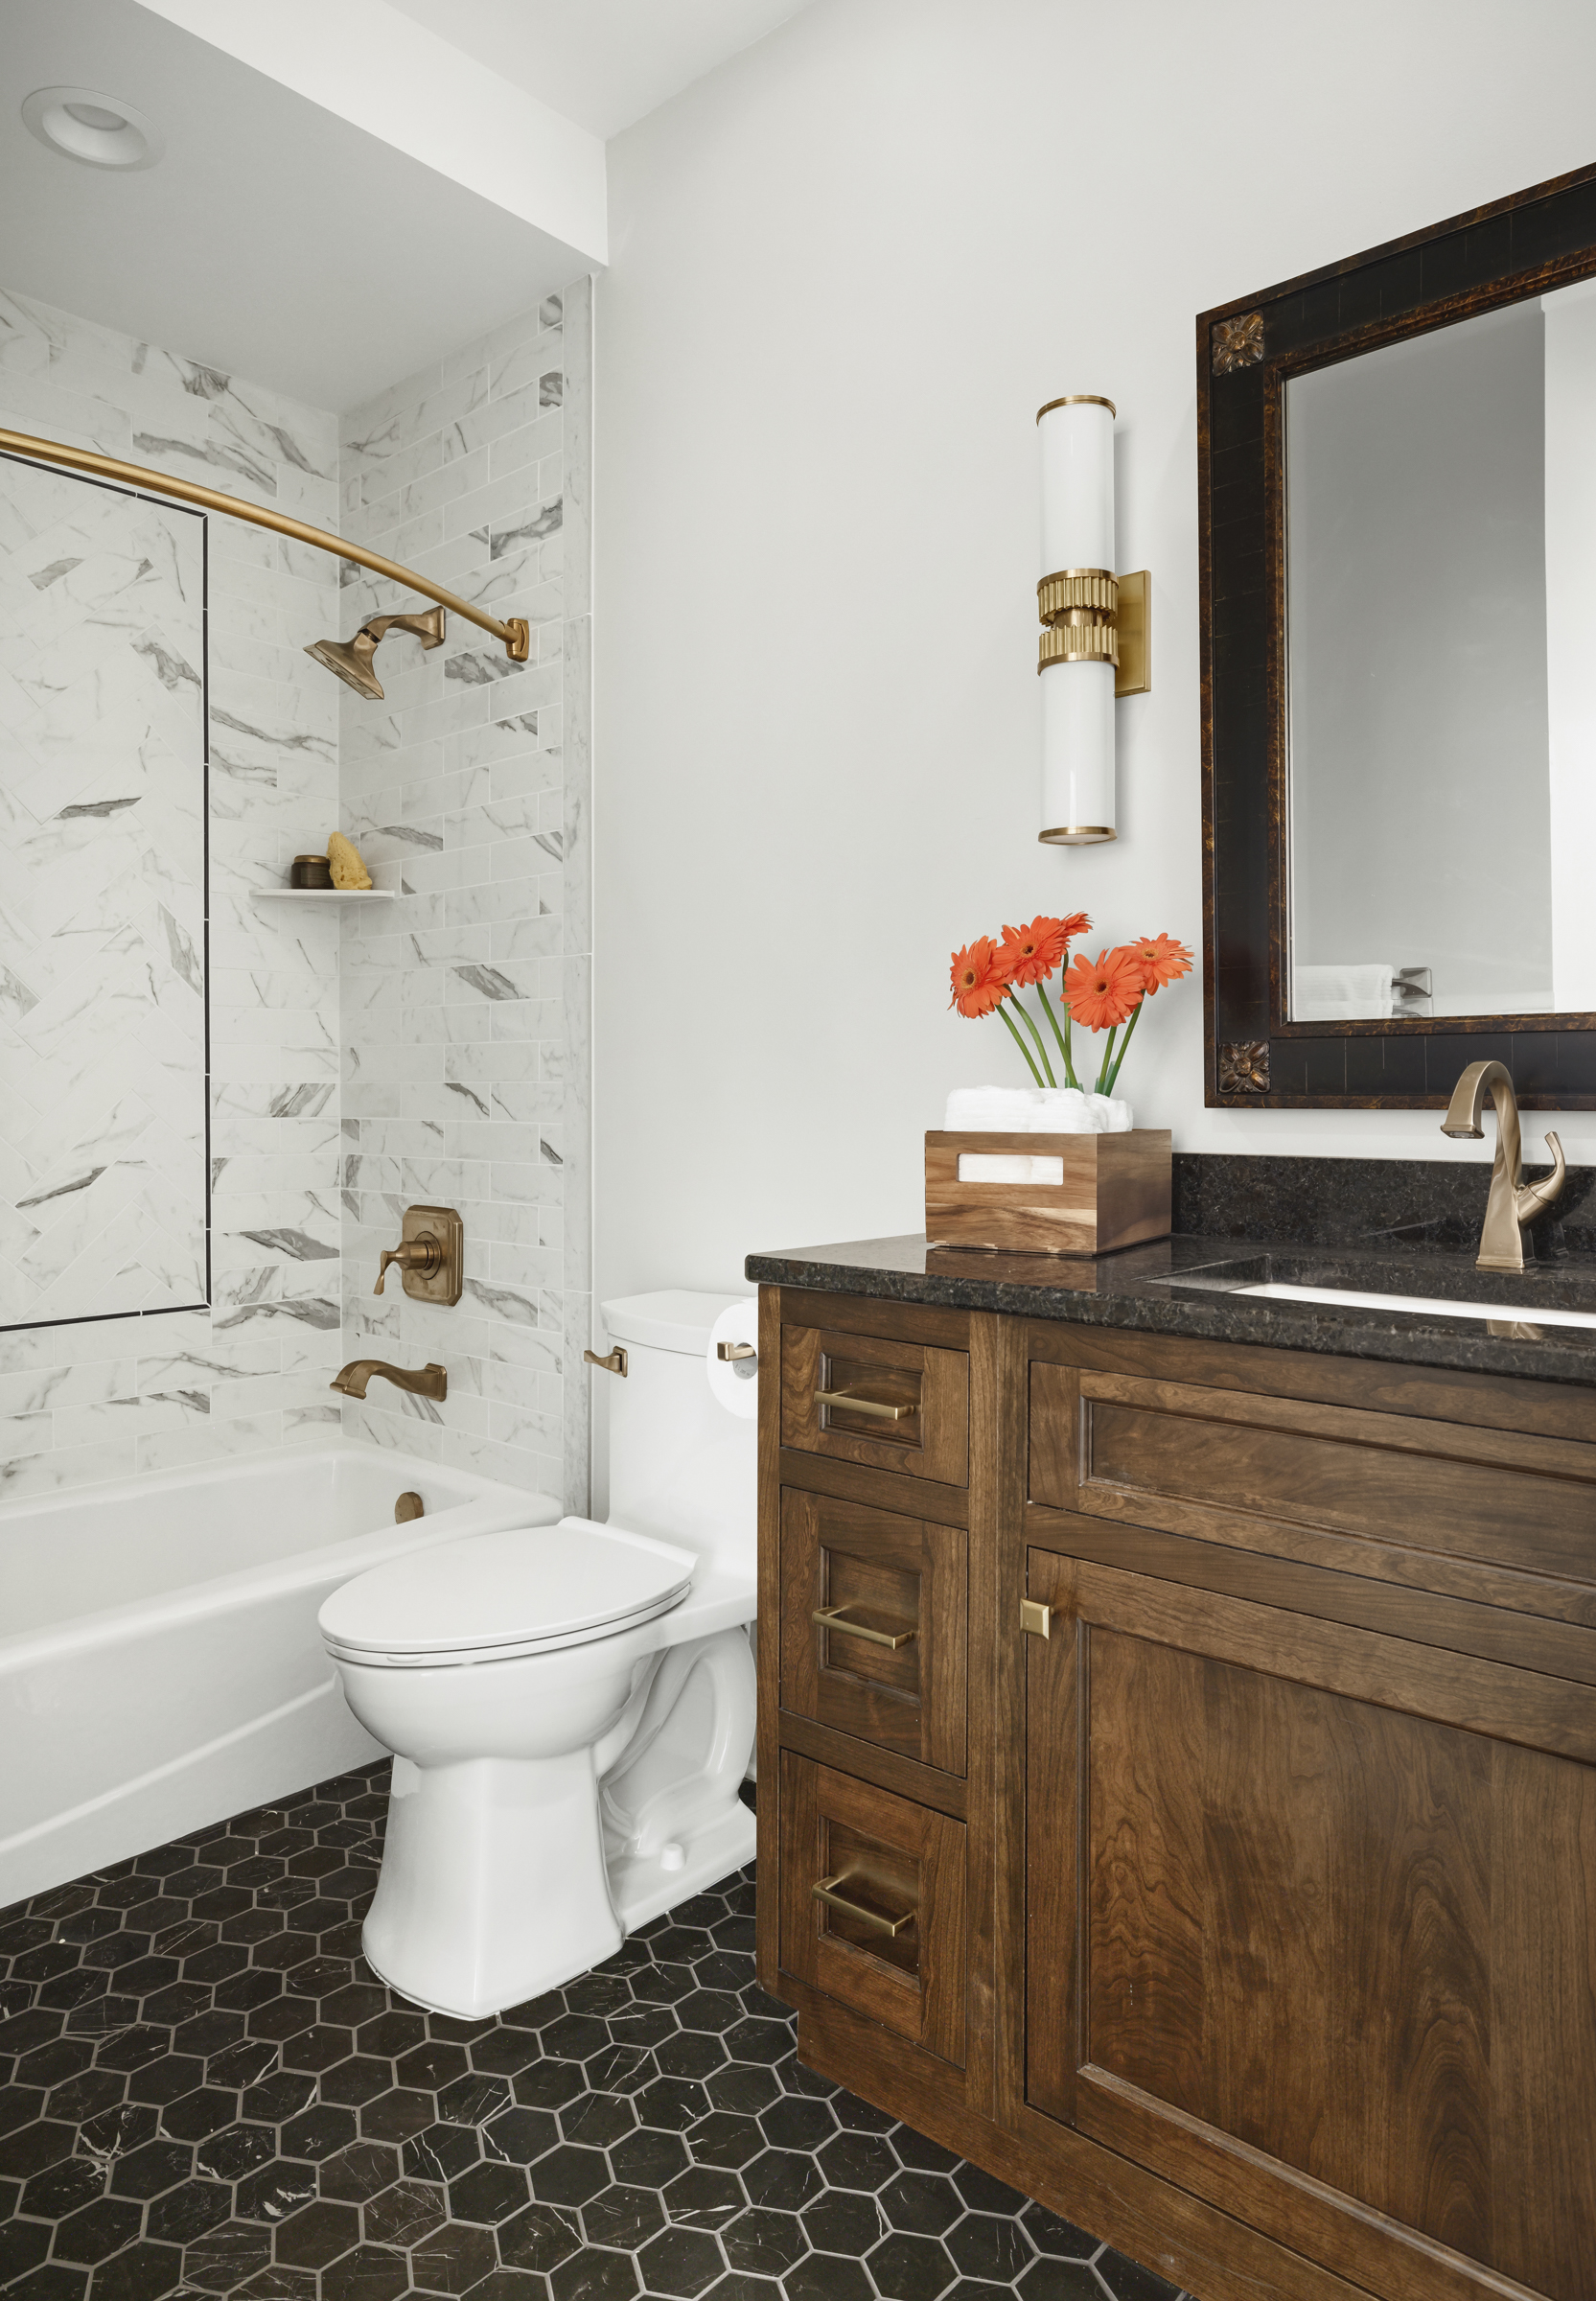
[[1037, 394, 1118, 845], [1038, 397, 1115, 575]]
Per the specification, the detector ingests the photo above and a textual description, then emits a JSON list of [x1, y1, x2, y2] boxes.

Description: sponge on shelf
[[327, 831, 373, 891]]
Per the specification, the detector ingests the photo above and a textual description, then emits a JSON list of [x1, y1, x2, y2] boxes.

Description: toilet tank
[[599, 1291, 756, 1574]]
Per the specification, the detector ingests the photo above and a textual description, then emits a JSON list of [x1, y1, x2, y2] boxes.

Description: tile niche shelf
[[251, 886, 397, 905]]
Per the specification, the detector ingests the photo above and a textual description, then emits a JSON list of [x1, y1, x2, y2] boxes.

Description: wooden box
[[924, 1128, 1172, 1255]]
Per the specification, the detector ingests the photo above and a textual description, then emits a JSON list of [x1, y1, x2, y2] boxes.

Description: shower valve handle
[[376, 1235, 442, 1294]]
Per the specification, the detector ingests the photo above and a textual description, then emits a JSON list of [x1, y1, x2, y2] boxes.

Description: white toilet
[[317, 1290, 759, 2019]]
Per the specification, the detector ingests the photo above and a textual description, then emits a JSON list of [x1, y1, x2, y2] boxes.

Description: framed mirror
[[1199, 161, 1596, 1106]]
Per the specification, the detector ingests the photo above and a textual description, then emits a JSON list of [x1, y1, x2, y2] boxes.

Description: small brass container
[[289, 854, 334, 890]]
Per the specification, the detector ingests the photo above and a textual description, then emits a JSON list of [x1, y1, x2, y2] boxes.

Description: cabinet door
[[779, 1488, 967, 1774], [1025, 1545, 1596, 2301]]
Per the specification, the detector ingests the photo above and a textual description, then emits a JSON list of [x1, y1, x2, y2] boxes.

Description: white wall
[[594, 0, 1596, 1308]]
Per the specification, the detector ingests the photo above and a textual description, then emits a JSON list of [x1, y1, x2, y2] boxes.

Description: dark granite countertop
[[745, 1155, 1596, 1387]]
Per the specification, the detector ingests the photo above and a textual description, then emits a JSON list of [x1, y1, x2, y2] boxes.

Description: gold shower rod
[[0, 425, 530, 664]]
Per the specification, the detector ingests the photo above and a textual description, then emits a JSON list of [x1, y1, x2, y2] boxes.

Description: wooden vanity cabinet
[[756, 1284, 1596, 2301]]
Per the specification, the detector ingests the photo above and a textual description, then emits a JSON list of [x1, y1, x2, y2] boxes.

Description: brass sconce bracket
[[1035, 568, 1150, 697]]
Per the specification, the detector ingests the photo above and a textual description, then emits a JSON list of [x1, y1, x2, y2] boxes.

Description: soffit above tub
[[383, 0, 816, 140], [0, 0, 599, 411]]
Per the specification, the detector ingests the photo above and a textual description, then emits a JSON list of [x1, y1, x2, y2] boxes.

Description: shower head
[[304, 605, 447, 701]]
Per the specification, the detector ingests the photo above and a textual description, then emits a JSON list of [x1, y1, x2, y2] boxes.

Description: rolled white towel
[[944, 1085, 1041, 1132], [957, 1153, 1035, 1182], [1026, 1088, 1097, 1133]]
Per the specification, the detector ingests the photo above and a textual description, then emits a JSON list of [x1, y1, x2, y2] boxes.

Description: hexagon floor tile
[[0, 1762, 1192, 2301]]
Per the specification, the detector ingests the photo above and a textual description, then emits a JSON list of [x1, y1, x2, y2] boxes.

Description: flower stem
[[1095, 1025, 1117, 1096], [1037, 986, 1077, 1090], [1011, 994, 1057, 1087], [1105, 995, 1145, 1096], [1063, 1004, 1079, 1091], [998, 999, 1046, 1087]]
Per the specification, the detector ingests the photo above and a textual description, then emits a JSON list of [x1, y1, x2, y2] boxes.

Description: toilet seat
[[318, 1518, 696, 1669]]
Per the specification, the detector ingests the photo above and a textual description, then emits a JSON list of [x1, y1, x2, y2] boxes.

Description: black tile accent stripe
[[0, 1762, 1189, 2301]]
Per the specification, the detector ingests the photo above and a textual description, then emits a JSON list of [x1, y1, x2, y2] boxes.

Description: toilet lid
[[317, 1517, 696, 1664]]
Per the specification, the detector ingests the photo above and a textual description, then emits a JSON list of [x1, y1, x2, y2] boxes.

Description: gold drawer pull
[[812, 1605, 915, 1651], [813, 1875, 915, 1937], [815, 1386, 913, 1422]]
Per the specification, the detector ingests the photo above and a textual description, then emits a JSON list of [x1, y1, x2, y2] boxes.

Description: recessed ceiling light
[[21, 85, 164, 172]]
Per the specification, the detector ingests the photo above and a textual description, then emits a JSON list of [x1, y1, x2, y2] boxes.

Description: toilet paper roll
[[706, 1299, 759, 1421]]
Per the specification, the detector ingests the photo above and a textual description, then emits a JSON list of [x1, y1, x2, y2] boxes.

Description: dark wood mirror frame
[[1199, 160, 1596, 1108]]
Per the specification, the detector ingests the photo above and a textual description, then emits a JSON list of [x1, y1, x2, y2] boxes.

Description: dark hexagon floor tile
[[757, 2096, 833, 2153], [702, 2065, 776, 2119], [816, 2130, 898, 2195], [144, 2177, 233, 2245], [319, 2055, 395, 2106], [952, 2164, 1029, 2216], [0, 2218, 53, 2282], [272, 2196, 361, 2268], [7, 2266, 89, 2301], [395, 2039, 470, 2092], [558, 2093, 633, 2150], [683, 2113, 760, 2171], [882, 2171, 963, 2236], [1019, 2261, 1112, 2301], [581, 2180, 665, 2250], [85, 2239, 186, 2301], [513, 2060, 587, 2113], [497, 2200, 583, 2274], [481, 2104, 560, 2165], [654, 2034, 725, 2084], [280, 2102, 359, 2160], [359, 2086, 435, 2144], [0, 2117, 75, 2176], [661, 2166, 742, 2232], [635, 2224, 725, 2298], [1097, 2253, 1183, 2301], [196, 2121, 275, 2183], [528, 2143, 611, 2207], [105, 2140, 192, 2202], [319, 2139, 402, 2202], [407, 2219, 497, 2294], [437, 2072, 513, 2127], [550, 2247, 640, 2301], [467, 2027, 543, 2078], [22, 2151, 105, 2218], [235, 2159, 317, 2224], [405, 2122, 481, 2185], [156, 2087, 236, 2143], [468, 2271, 549, 2301], [319, 2241, 410, 2301], [448, 2158, 530, 2224], [610, 2127, 689, 2189], [51, 2194, 145, 2262], [362, 2173, 447, 2246], [946, 2213, 1034, 2286], [1020, 2204, 1102, 2260], [782, 2254, 873, 2301], [798, 2191, 884, 2259], [718, 2208, 806, 2279], [738, 2150, 821, 2214], [891, 2128, 962, 2175], [868, 2229, 958, 2301]]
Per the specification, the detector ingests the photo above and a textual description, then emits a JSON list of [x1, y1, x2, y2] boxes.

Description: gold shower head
[[304, 605, 447, 701]]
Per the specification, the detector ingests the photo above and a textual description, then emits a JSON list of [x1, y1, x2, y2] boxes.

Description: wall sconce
[[1036, 395, 1150, 846]]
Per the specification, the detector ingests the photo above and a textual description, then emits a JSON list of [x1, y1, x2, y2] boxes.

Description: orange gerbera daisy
[[949, 937, 1013, 1018], [1062, 945, 1143, 1033], [999, 915, 1073, 986], [1126, 933, 1194, 994]]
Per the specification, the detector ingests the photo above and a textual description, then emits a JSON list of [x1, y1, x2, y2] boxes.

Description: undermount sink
[[1238, 1281, 1596, 1331]]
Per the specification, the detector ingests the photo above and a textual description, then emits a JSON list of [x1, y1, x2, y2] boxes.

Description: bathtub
[[0, 1444, 560, 1908]]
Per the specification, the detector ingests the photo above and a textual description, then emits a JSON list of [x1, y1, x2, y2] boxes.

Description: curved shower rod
[[0, 424, 530, 667]]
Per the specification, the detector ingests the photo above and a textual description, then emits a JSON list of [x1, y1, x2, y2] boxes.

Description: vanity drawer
[[1029, 1358, 1596, 1611], [777, 1752, 966, 2066], [781, 1322, 969, 1486], [779, 1490, 967, 1775]]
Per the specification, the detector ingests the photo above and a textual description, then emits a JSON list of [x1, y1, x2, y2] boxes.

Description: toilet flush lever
[[584, 1347, 628, 1377]]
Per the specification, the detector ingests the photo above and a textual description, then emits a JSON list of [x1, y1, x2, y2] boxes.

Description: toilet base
[[608, 1794, 756, 1937]]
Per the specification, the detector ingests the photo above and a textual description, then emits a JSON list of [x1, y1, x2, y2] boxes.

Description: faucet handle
[[375, 1239, 440, 1295], [1515, 1129, 1567, 1224]]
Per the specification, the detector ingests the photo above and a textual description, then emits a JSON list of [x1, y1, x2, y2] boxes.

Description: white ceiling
[[386, 0, 812, 140], [0, 0, 594, 409]]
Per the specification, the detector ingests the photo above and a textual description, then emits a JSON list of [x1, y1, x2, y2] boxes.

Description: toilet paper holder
[[716, 1340, 756, 1363]]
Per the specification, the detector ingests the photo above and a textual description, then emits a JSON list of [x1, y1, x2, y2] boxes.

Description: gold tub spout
[[1440, 1059, 1565, 1273], [330, 1360, 448, 1402]]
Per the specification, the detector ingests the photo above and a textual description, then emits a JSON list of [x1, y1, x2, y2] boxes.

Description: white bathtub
[[0, 1443, 559, 1908]]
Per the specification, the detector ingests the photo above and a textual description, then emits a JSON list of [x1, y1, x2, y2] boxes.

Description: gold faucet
[[330, 1360, 448, 1401], [1440, 1059, 1565, 1272]]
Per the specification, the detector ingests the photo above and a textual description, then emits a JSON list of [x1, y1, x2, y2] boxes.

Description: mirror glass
[[0, 456, 209, 1329], [1284, 278, 1596, 1022]]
